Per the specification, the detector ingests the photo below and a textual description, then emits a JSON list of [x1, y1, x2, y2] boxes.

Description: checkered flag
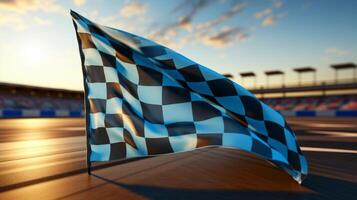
[[71, 11, 307, 183]]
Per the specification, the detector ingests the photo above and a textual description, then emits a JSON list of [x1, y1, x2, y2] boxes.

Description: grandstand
[[249, 63, 357, 117], [262, 94, 357, 117], [0, 82, 83, 117], [1, 63, 357, 118]]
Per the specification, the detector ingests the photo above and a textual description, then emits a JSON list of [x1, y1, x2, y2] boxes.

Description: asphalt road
[[0, 117, 356, 199]]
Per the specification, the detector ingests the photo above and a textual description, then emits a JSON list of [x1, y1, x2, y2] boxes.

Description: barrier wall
[[280, 110, 357, 117], [0, 109, 84, 118], [0, 109, 356, 118]]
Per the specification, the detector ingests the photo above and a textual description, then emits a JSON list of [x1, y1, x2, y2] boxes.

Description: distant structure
[[239, 72, 256, 89], [293, 67, 316, 86], [233, 62, 357, 99], [223, 73, 234, 79], [264, 70, 285, 88], [330, 63, 357, 83], [0, 82, 82, 98]]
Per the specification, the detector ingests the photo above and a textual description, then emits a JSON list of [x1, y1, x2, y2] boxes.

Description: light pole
[[239, 72, 256, 89], [264, 70, 285, 88], [330, 63, 357, 84], [293, 67, 316, 86]]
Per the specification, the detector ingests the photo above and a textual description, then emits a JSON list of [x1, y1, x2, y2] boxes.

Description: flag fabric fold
[[71, 11, 307, 183]]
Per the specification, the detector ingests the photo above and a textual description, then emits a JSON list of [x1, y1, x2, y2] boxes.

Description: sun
[[22, 41, 49, 65]]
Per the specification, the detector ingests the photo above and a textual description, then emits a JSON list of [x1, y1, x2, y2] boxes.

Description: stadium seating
[[340, 96, 357, 110], [262, 95, 357, 111], [0, 94, 82, 111], [0, 81, 356, 118], [1, 92, 356, 112]]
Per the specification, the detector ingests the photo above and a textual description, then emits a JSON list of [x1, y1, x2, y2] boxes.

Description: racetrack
[[0, 117, 356, 199]]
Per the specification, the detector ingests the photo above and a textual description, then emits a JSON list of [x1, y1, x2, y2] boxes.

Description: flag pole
[[87, 153, 91, 175], [71, 15, 92, 176]]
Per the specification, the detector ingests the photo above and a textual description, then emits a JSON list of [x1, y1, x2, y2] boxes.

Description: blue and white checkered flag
[[71, 11, 307, 183]]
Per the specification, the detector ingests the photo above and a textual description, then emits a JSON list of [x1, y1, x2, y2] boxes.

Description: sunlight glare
[[22, 40, 49, 65]]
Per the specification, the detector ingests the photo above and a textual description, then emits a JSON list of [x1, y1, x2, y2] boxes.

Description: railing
[[242, 78, 357, 91], [246, 78, 357, 95]]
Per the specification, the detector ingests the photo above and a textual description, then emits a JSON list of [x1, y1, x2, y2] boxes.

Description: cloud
[[0, 0, 65, 14], [120, 1, 147, 17], [261, 15, 276, 26], [150, 0, 213, 39], [0, 0, 28, 11], [173, 0, 211, 16], [173, 0, 215, 30], [73, 0, 86, 7], [254, 8, 272, 19], [193, 2, 248, 47], [90, 8, 151, 38], [254, 0, 287, 27], [201, 27, 248, 48], [33, 16, 52, 26], [0, 0, 66, 30], [87, 9, 99, 19], [150, 0, 249, 49], [197, 2, 247, 31], [178, 15, 193, 31], [0, 12, 26, 30], [261, 12, 288, 27], [325, 48, 350, 56]]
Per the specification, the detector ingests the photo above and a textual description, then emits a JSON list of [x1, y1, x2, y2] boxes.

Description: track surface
[[0, 117, 356, 199]]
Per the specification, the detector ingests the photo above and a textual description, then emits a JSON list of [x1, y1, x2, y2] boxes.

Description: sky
[[0, 0, 356, 91]]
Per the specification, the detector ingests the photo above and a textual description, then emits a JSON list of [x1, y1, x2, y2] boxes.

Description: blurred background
[[0, 0, 357, 118]]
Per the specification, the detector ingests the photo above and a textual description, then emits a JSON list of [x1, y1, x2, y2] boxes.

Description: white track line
[[301, 147, 357, 154], [290, 123, 357, 128], [0, 136, 84, 151], [308, 130, 357, 137]]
